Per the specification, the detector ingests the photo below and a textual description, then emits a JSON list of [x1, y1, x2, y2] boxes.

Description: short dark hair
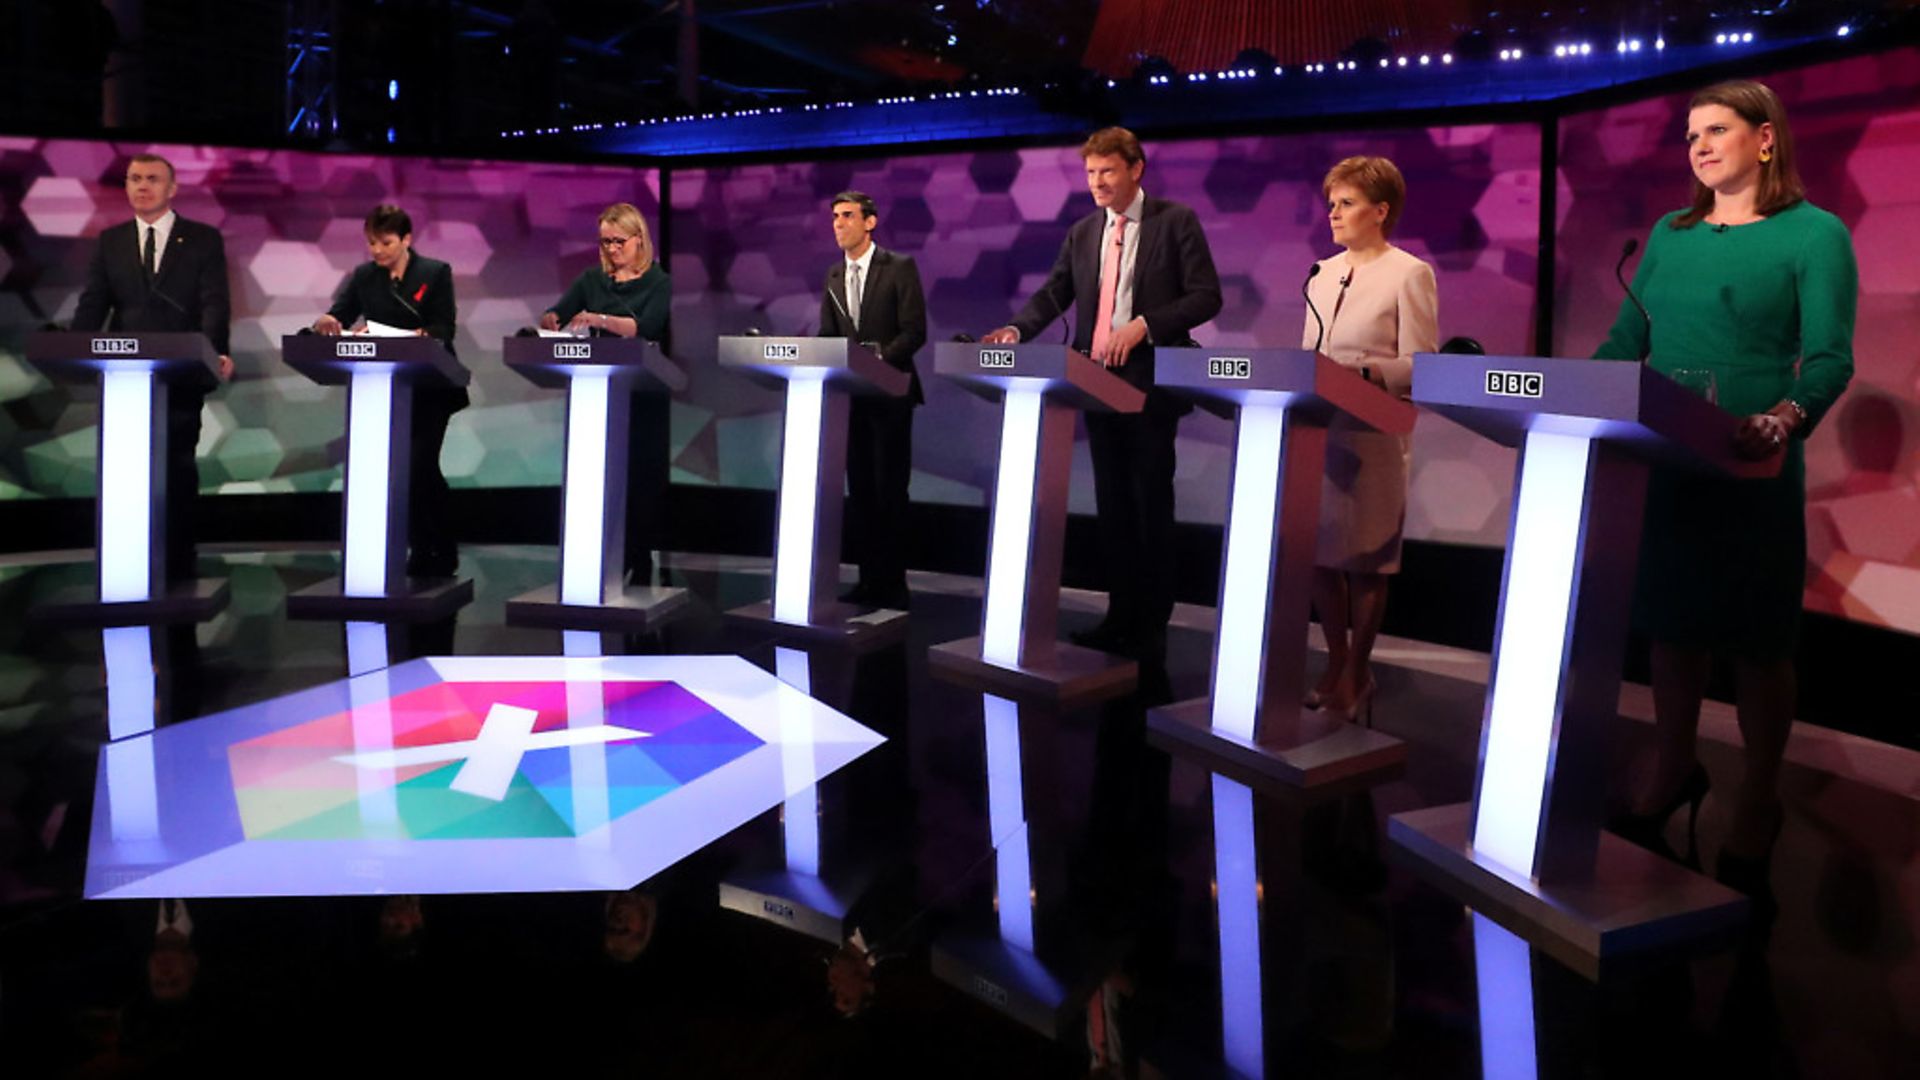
[[364, 204, 413, 238], [128, 153, 175, 183], [831, 190, 877, 220], [1081, 127, 1144, 166]]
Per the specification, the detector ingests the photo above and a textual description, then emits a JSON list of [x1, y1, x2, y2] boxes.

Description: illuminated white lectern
[[926, 342, 1144, 706], [1388, 354, 1766, 977], [25, 331, 228, 623], [1146, 347, 1413, 794], [282, 333, 474, 619], [717, 335, 911, 646], [502, 335, 689, 629]]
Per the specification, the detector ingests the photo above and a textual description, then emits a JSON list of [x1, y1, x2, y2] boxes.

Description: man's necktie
[[142, 225, 157, 280], [1090, 213, 1127, 357], [847, 263, 862, 333]]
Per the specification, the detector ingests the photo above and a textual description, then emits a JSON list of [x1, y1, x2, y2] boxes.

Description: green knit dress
[[1594, 200, 1856, 657]]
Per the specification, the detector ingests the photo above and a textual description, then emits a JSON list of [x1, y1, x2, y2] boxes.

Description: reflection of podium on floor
[[25, 331, 228, 624], [717, 336, 911, 646], [281, 333, 475, 620], [931, 693, 1124, 1038], [718, 646, 872, 944], [501, 335, 690, 630], [926, 342, 1143, 706], [1388, 354, 1767, 977], [1146, 347, 1413, 795]]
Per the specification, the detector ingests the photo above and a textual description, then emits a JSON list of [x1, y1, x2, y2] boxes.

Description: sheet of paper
[[536, 328, 578, 339], [357, 320, 417, 338]]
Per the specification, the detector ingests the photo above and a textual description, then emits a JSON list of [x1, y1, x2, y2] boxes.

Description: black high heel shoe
[[1716, 802, 1785, 908], [1609, 763, 1711, 867]]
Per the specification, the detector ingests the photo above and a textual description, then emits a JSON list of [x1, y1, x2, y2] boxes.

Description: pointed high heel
[[1609, 763, 1711, 866], [1716, 801, 1784, 904], [1323, 677, 1377, 725]]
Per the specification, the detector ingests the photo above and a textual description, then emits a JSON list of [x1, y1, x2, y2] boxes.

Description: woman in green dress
[[1596, 81, 1856, 899], [540, 203, 673, 584]]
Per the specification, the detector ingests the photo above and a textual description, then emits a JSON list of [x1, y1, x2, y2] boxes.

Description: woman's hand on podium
[[981, 326, 1020, 345], [216, 355, 234, 381], [312, 313, 343, 336], [1733, 411, 1791, 461], [539, 311, 562, 332]]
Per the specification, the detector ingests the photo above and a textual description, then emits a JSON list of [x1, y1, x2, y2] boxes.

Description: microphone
[[389, 277, 424, 323], [513, 326, 538, 337], [1711, 223, 1729, 234], [1304, 263, 1327, 353], [951, 332, 977, 344], [1613, 238, 1653, 362], [827, 280, 853, 328]]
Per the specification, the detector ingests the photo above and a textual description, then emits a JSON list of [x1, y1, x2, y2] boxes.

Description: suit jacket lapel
[[856, 249, 883, 332], [1130, 200, 1161, 297]]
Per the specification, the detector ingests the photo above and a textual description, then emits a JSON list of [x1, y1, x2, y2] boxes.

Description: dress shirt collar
[[845, 242, 877, 276], [1105, 188, 1145, 230]]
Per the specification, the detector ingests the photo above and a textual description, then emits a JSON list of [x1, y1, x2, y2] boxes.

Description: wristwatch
[[1783, 398, 1808, 433]]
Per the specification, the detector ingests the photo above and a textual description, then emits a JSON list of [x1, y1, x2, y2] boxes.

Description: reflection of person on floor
[[376, 894, 425, 963], [602, 888, 658, 964], [119, 898, 210, 1067]]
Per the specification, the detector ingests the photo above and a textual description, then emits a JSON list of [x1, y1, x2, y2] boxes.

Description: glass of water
[[1668, 367, 1717, 405]]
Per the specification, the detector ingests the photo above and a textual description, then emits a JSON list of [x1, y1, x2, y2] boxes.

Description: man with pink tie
[[984, 127, 1222, 660]]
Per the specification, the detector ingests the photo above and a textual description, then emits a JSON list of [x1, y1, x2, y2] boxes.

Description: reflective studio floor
[[0, 546, 1913, 1078]]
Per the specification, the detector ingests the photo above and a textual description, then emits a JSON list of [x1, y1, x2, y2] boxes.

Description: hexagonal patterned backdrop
[[669, 125, 1543, 543], [1554, 47, 1920, 635], [0, 140, 659, 496]]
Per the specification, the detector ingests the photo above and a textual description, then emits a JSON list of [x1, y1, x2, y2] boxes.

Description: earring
[[1759, 148, 1773, 163]]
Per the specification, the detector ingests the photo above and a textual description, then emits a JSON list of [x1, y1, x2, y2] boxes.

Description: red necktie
[[1090, 212, 1127, 357]]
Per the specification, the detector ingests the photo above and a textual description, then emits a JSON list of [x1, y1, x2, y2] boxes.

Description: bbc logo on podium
[[553, 342, 593, 360], [336, 341, 377, 358], [1208, 356, 1252, 380], [979, 349, 1016, 369], [1485, 370, 1544, 398], [91, 338, 139, 355], [763, 342, 801, 361]]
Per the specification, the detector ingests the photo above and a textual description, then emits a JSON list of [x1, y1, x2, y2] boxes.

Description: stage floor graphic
[[85, 655, 885, 898]]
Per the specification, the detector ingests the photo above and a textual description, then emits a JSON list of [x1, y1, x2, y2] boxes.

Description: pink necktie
[[1090, 212, 1127, 357]]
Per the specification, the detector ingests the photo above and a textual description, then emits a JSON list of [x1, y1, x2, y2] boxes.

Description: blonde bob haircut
[[598, 203, 654, 276]]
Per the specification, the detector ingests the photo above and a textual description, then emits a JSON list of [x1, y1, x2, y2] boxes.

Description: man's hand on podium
[[1095, 316, 1148, 369], [539, 311, 562, 332], [981, 326, 1020, 345], [312, 313, 343, 336], [216, 355, 234, 381]]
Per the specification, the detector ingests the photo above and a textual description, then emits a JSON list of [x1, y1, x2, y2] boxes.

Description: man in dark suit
[[819, 190, 928, 611], [71, 153, 234, 581], [984, 127, 1222, 659], [312, 204, 469, 578]]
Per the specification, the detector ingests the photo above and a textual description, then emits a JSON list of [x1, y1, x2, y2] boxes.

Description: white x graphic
[[333, 703, 651, 802]]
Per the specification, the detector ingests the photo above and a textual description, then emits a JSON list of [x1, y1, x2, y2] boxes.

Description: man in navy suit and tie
[[984, 127, 1222, 660], [71, 153, 234, 581], [819, 190, 927, 611]]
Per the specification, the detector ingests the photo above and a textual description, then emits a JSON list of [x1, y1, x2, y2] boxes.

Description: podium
[[24, 332, 228, 624], [926, 342, 1143, 705], [1145, 348, 1414, 794], [281, 334, 474, 619], [1387, 354, 1770, 976], [717, 336, 911, 645], [501, 335, 690, 629]]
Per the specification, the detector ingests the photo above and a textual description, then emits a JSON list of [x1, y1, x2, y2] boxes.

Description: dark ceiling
[[0, 0, 1907, 151]]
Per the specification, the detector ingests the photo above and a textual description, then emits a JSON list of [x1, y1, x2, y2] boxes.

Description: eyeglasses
[[599, 235, 640, 248]]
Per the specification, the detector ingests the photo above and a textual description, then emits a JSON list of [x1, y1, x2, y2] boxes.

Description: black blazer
[[72, 215, 232, 356], [819, 246, 928, 406], [1010, 196, 1222, 393], [326, 252, 469, 411]]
